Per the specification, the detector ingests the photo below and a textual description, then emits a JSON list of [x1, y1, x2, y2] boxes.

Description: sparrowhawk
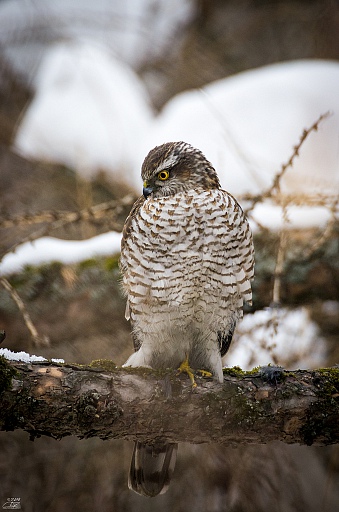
[[120, 141, 254, 496]]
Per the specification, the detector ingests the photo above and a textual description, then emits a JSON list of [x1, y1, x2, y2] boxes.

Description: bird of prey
[[120, 141, 254, 496]]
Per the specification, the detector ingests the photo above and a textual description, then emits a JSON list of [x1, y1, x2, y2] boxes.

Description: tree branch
[[0, 358, 338, 446]]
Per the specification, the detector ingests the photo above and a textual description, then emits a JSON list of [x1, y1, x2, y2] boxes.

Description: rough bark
[[0, 357, 338, 446]]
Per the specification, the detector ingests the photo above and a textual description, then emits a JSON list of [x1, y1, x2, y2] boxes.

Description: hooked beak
[[143, 182, 153, 198]]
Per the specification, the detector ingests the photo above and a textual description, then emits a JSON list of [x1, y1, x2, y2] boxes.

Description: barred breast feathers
[[120, 187, 254, 320]]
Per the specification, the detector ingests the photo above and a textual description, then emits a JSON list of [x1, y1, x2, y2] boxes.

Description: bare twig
[[0, 194, 136, 260], [0, 277, 49, 347], [270, 112, 331, 195], [0, 194, 135, 230], [243, 112, 331, 214], [302, 198, 339, 259], [272, 204, 290, 305]]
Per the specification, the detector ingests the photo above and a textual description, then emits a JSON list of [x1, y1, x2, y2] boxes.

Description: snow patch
[[226, 307, 326, 370], [0, 231, 122, 276], [249, 203, 334, 231], [0, 347, 64, 364], [15, 40, 153, 189]]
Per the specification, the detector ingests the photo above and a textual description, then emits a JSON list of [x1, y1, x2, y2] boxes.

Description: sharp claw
[[177, 354, 196, 388], [196, 369, 212, 378], [177, 355, 212, 387]]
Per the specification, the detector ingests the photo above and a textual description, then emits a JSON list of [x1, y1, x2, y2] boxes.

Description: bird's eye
[[157, 170, 170, 181]]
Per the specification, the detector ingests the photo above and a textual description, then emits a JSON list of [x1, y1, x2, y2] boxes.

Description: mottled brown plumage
[[120, 141, 254, 496]]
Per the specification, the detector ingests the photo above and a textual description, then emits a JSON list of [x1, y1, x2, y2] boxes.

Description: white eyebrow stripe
[[156, 153, 180, 172]]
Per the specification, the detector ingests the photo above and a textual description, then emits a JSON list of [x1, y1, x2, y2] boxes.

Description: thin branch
[[0, 194, 135, 260], [243, 112, 331, 214], [270, 112, 330, 195], [0, 194, 135, 230], [0, 278, 49, 347], [272, 204, 289, 305], [302, 198, 339, 259]]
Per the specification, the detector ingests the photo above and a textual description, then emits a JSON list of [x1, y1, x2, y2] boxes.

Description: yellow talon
[[177, 354, 197, 388], [196, 369, 213, 378], [177, 355, 213, 387]]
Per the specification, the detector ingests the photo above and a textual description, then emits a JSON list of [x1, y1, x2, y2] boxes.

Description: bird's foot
[[176, 354, 197, 388], [196, 369, 213, 378], [176, 355, 213, 387]]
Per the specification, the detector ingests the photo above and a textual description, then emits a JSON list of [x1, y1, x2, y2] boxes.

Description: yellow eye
[[157, 170, 169, 181], [143, 181, 148, 188]]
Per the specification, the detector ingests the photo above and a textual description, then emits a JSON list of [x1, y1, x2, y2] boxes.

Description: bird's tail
[[128, 441, 178, 497]]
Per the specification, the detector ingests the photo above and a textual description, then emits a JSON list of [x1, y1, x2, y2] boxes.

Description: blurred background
[[0, 0, 339, 510]]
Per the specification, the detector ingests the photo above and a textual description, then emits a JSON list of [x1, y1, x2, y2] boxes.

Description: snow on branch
[[1, 358, 338, 446]]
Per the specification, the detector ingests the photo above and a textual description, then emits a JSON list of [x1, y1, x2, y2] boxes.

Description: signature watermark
[[2, 498, 21, 510]]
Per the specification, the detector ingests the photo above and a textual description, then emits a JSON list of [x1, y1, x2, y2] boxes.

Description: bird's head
[[141, 141, 221, 199]]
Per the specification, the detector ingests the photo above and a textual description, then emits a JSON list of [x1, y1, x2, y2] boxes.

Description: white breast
[[121, 188, 254, 373]]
